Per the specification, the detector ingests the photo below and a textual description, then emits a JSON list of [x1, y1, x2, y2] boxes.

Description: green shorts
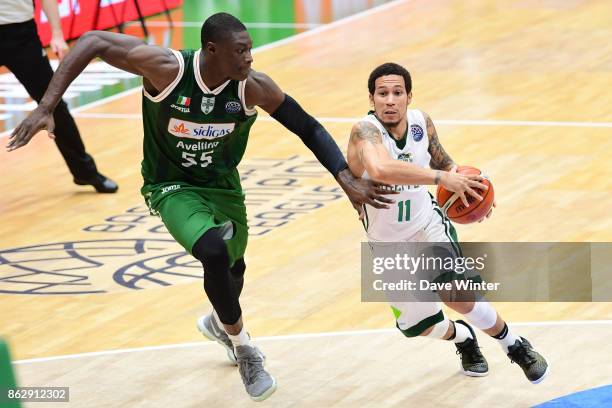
[[142, 181, 248, 266]]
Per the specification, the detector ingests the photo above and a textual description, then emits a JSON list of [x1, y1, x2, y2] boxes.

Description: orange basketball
[[436, 165, 494, 224]]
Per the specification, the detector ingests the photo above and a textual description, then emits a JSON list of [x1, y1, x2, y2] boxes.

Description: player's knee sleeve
[[192, 228, 230, 273], [194, 229, 240, 324], [423, 317, 450, 339], [464, 300, 497, 330], [230, 258, 246, 280]]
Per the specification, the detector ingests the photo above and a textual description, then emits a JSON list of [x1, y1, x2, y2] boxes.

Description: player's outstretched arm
[[423, 111, 455, 171], [244, 70, 396, 214], [350, 121, 487, 206], [7, 31, 178, 151]]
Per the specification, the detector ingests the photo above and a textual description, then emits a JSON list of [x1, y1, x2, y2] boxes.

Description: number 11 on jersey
[[397, 199, 411, 222]]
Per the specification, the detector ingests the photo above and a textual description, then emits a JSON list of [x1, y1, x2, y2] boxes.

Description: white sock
[[493, 323, 520, 353], [452, 321, 473, 343], [424, 318, 451, 339], [227, 325, 252, 350]]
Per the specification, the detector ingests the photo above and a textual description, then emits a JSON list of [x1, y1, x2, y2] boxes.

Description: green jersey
[[140, 48, 257, 188]]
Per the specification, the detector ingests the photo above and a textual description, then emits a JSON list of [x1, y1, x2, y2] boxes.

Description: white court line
[[12, 319, 612, 365], [70, 87, 142, 114], [436, 119, 612, 128], [256, 116, 612, 128], [0, 0, 405, 140], [0, 87, 142, 138], [130, 21, 324, 29], [74, 112, 142, 119], [69, 112, 612, 129], [0, 102, 38, 111]]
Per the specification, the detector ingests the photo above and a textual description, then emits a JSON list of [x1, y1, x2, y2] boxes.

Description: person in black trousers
[[0, 0, 117, 193]]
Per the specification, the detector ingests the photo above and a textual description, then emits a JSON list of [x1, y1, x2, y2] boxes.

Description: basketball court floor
[[1, 0, 611, 406]]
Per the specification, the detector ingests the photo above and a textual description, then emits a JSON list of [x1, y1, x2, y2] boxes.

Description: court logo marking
[[0, 157, 345, 296], [0, 239, 200, 295]]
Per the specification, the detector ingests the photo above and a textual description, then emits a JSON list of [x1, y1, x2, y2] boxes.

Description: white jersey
[[361, 109, 434, 241], [0, 0, 34, 25]]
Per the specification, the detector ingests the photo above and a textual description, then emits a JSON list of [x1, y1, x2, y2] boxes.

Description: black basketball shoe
[[454, 320, 489, 377], [507, 337, 549, 384]]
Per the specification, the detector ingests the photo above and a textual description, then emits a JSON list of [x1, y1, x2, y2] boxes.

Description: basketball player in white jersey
[[347, 63, 548, 383]]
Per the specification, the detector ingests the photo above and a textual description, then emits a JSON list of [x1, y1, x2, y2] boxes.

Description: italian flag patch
[[176, 96, 191, 106]]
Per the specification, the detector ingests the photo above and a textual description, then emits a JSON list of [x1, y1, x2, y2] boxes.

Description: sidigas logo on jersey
[[171, 122, 190, 135], [168, 118, 235, 140], [410, 124, 424, 142]]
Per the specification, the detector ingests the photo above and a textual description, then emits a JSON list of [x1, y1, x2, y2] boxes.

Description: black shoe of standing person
[[74, 173, 118, 193]]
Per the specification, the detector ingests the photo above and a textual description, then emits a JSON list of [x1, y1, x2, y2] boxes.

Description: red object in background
[[34, 0, 182, 46]]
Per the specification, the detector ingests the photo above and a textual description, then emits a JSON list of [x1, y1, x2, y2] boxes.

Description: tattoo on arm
[[426, 114, 454, 170], [350, 121, 382, 144], [350, 121, 382, 163]]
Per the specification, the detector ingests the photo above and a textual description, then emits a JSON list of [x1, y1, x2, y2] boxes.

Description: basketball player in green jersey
[[7, 13, 395, 401], [347, 63, 548, 384]]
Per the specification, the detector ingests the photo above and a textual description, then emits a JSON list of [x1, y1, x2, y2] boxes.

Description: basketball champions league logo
[[410, 124, 424, 142], [0, 156, 344, 296]]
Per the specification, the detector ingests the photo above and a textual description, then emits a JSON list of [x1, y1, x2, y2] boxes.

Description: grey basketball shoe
[[235, 345, 277, 401], [196, 313, 236, 364]]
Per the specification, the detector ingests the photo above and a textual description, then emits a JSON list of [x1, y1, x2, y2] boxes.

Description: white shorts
[[380, 205, 462, 337]]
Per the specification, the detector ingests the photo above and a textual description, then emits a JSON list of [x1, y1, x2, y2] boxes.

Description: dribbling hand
[[439, 168, 488, 208]]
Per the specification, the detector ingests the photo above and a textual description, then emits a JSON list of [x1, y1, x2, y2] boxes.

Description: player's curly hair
[[368, 63, 412, 94], [201, 12, 247, 46]]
